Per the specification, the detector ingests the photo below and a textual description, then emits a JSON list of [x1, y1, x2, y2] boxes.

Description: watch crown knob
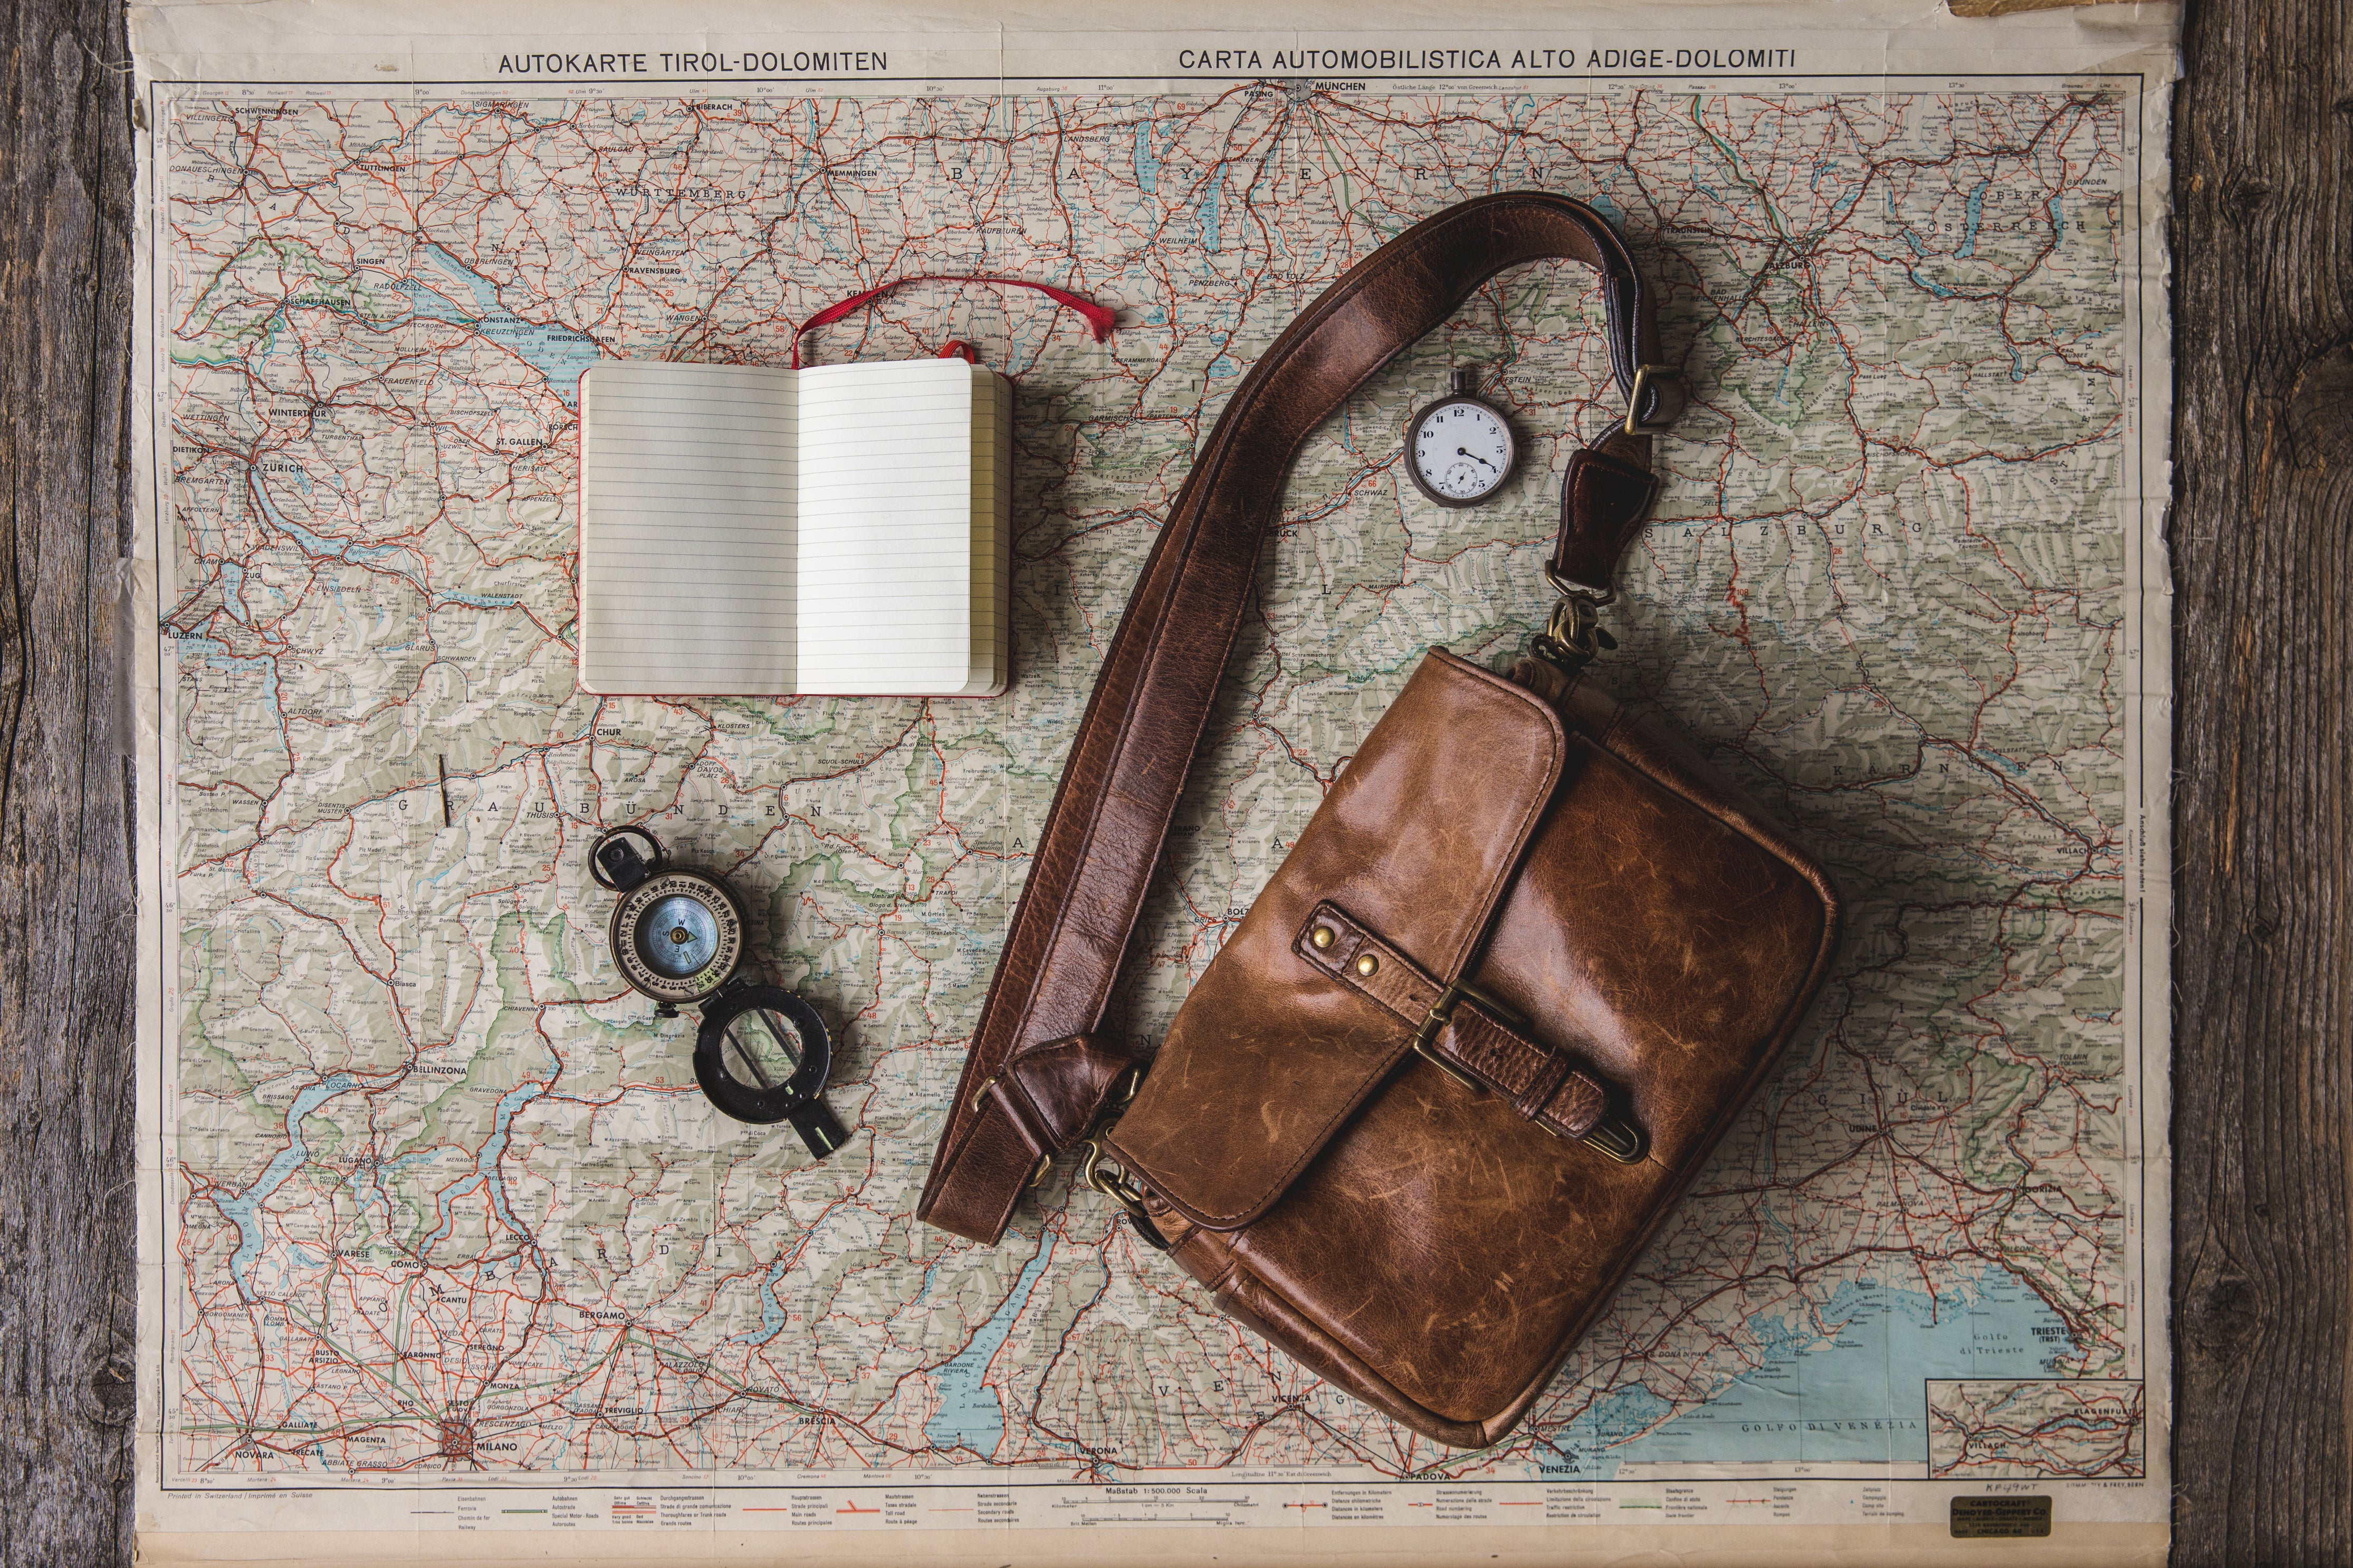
[[1451, 368, 1477, 397]]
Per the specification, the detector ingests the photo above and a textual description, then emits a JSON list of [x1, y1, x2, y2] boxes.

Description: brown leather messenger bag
[[917, 191, 1841, 1447]]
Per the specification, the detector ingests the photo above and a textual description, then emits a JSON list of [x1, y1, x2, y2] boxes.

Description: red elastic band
[[790, 274, 1116, 369]]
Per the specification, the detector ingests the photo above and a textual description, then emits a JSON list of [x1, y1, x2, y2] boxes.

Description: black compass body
[[590, 826, 848, 1158]]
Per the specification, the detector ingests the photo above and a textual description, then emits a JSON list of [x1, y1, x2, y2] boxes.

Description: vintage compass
[[1404, 368, 1518, 507], [589, 825, 848, 1158]]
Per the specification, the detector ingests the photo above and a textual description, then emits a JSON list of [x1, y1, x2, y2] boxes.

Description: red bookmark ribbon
[[791, 274, 1116, 369]]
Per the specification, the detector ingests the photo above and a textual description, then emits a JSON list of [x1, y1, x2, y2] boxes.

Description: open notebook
[[577, 358, 1011, 696]]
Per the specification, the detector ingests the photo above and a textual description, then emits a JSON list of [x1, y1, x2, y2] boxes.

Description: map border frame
[[128, 4, 2178, 1556]]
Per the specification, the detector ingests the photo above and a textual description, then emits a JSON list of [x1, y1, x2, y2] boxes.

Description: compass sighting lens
[[636, 894, 719, 978], [690, 985, 839, 1150], [718, 1007, 805, 1092]]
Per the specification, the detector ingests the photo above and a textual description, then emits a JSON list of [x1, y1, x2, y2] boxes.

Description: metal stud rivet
[[1355, 953, 1380, 978], [1311, 926, 1336, 951]]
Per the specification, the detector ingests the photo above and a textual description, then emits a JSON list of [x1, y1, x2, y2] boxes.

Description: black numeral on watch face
[[1410, 398, 1511, 504]]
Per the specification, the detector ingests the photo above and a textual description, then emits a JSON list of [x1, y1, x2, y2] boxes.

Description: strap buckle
[[1622, 363, 1680, 437], [1413, 977, 1648, 1164], [973, 1060, 1143, 1191], [968, 1072, 1053, 1186], [1575, 1115, 1648, 1164], [1410, 977, 1526, 1091]]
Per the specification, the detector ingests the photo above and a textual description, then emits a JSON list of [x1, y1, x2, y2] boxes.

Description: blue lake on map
[[397, 245, 604, 403], [924, 1243, 1054, 1459], [1545, 1266, 2071, 1476], [217, 1073, 360, 1297]]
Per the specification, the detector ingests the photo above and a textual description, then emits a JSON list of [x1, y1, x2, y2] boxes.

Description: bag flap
[[1105, 649, 1565, 1230]]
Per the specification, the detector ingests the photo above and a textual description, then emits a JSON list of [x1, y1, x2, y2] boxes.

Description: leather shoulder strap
[[919, 192, 1681, 1244]]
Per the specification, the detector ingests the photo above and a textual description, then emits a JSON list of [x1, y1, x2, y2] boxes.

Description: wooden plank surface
[[2, 0, 2345, 1560], [0, 0, 139, 1562], [2169, 0, 2353, 1562]]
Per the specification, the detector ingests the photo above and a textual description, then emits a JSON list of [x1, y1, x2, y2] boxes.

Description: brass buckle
[[1531, 1102, 1647, 1163], [1077, 1133, 1156, 1228], [1577, 1114, 1647, 1164], [1410, 977, 1526, 1092], [1414, 979, 1648, 1164], [1622, 362, 1678, 437]]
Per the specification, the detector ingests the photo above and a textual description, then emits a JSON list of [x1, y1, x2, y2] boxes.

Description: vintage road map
[[131, 2, 2176, 1558]]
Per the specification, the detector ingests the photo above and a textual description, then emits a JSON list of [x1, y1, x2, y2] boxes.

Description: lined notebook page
[[794, 360, 976, 694], [578, 363, 798, 695]]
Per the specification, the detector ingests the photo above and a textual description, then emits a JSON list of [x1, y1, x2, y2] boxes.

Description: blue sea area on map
[[924, 1243, 1054, 1458], [1543, 1266, 2070, 1477]]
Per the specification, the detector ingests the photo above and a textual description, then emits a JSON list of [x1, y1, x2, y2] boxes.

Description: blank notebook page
[[794, 359, 975, 694], [578, 362, 798, 695]]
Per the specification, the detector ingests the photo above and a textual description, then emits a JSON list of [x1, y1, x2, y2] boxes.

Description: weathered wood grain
[[1948, 0, 2137, 17], [2170, 0, 2353, 1563], [0, 0, 138, 1562], [2, 0, 2347, 1561]]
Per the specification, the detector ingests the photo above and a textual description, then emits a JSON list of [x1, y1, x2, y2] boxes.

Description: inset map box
[[1926, 1379, 2144, 1479]]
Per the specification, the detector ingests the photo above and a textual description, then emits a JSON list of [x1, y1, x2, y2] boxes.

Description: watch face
[[1407, 396, 1516, 506]]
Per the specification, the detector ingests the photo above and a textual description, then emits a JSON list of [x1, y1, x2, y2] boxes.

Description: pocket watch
[[588, 825, 848, 1158], [1404, 369, 1517, 507]]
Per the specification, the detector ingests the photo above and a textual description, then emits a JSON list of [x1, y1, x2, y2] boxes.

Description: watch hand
[[1457, 447, 1497, 471]]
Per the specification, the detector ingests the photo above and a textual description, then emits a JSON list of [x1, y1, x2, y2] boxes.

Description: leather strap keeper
[[1554, 431, 1662, 592], [923, 1031, 1139, 1244], [1288, 900, 1619, 1144]]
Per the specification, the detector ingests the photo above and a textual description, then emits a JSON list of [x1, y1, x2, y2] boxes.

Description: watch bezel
[[1403, 392, 1518, 508]]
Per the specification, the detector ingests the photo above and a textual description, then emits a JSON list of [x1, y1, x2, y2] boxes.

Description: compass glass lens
[[718, 1008, 805, 1092], [637, 894, 719, 978]]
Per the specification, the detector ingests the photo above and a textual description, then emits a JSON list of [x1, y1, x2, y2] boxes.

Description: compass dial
[[1407, 395, 1517, 507], [608, 870, 745, 1005]]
